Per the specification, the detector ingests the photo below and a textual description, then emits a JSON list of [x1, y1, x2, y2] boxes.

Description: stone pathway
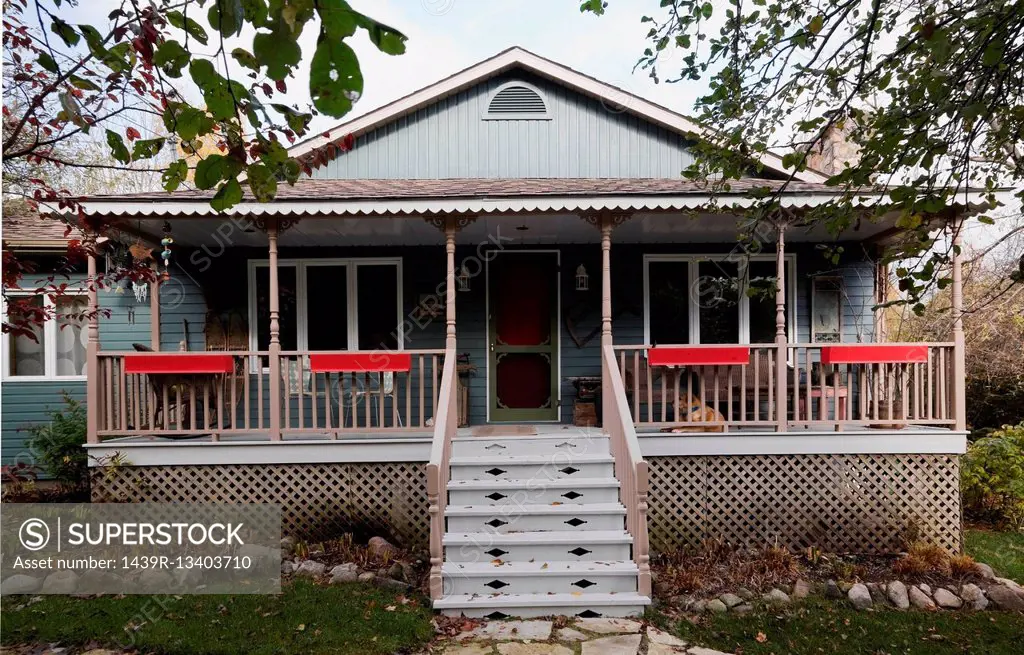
[[439, 618, 733, 655]]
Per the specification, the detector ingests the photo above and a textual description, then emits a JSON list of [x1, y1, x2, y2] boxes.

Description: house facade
[[41, 48, 976, 617]]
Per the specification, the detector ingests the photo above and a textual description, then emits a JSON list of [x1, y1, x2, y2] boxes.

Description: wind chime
[[159, 221, 174, 282], [128, 220, 154, 304]]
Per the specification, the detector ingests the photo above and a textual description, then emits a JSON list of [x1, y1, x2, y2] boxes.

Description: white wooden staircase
[[433, 430, 651, 618]]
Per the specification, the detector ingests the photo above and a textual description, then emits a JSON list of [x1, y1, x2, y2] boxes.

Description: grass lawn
[[652, 599, 1024, 655], [965, 528, 1024, 581], [0, 580, 434, 655]]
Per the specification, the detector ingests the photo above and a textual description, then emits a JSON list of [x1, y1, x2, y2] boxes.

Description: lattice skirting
[[90, 463, 428, 548], [647, 454, 962, 554]]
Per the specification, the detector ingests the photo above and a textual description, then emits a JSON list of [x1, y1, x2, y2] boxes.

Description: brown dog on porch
[[660, 372, 726, 433]]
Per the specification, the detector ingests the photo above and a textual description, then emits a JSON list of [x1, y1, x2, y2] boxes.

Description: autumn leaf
[[126, 127, 141, 142], [756, 631, 768, 643]]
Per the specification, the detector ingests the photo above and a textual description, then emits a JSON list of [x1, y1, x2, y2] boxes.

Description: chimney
[[805, 120, 859, 176]]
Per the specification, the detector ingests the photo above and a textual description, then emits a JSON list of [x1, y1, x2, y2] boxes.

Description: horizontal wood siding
[[311, 70, 698, 180], [3, 262, 207, 473]]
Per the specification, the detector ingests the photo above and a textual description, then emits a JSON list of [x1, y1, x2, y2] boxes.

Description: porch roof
[[78, 176, 990, 221]]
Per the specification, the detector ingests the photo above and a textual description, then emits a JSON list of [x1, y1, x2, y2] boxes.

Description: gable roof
[[1, 201, 83, 250], [288, 47, 828, 184]]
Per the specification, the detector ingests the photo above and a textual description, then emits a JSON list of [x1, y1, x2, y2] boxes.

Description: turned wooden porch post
[[445, 218, 457, 349], [267, 220, 283, 440], [85, 238, 101, 444], [950, 218, 967, 431], [150, 261, 161, 351], [774, 221, 789, 431], [600, 215, 613, 423]]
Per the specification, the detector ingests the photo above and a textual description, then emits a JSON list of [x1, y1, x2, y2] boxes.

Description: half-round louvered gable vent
[[484, 82, 550, 120]]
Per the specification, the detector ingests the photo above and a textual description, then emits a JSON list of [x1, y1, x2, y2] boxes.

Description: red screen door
[[488, 252, 559, 422]]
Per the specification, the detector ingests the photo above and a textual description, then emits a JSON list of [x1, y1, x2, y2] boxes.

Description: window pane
[[255, 266, 298, 353], [647, 261, 690, 345], [7, 296, 46, 376], [748, 261, 788, 343], [356, 264, 399, 350], [55, 296, 87, 376], [697, 261, 740, 344], [306, 265, 348, 350]]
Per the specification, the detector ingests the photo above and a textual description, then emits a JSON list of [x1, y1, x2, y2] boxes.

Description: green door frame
[[487, 250, 560, 423]]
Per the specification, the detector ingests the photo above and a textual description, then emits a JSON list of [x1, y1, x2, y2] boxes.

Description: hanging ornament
[[160, 221, 174, 278], [133, 281, 148, 303]]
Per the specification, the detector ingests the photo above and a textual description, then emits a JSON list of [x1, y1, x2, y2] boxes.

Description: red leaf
[[126, 127, 141, 141]]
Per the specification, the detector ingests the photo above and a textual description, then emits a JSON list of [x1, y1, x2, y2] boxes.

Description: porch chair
[[345, 371, 402, 428]]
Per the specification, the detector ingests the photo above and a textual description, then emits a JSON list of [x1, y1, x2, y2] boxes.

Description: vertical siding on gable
[[311, 71, 698, 180]]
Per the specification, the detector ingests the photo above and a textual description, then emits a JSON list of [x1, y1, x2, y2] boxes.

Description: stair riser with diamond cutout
[[450, 436, 610, 458], [443, 570, 638, 595], [444, 541, 630, 563], [446, 511, 625, 533], [448, 483, 620, 506], [449, 460, 614, 481]]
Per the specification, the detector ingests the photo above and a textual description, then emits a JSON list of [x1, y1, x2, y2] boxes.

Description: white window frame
[[1, 290, 89, 382], [642, 253, 797, 346], [246, 258, 404, 371]]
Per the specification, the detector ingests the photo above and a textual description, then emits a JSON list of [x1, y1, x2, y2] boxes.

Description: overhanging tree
[[2, 0, 405, 335], [583, 0, 1022, 311]]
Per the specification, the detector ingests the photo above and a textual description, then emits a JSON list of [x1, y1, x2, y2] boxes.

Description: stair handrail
[[427, 344, 458, 600], [602, 344, 652, 596]]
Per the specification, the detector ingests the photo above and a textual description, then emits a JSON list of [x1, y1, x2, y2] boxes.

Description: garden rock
[[793, 579, 811, 599], [368, 536, 400, 559], [138, 569, 173, 592], [719, 592, 743, 608], [732, 603, 753, 615], [866, 582, 886, 604], [690, 599, 707, 613], [764, 588, 791, 605], [961, 583, 988, 610], [647, 627, 687, 647], [909, 586, 937, 610], [736, 587, 755, 600], [330, 569, 358, 584], [887, 581, 910, 610], [555, 628, 589, 642], [575, 617, 642, 633], [918, 583, 932, 596], [41, 570, 79, 594], [824, 579, 843, 599], [988, 585, 1024, 611], [281, 560, 295, 575], [331, 563, 358, 576], [294, 560, 327, 578], [376, 576, 411, 592], [280, 536, 297, 556], [705, 599, 728, 613], [934, 588, 963, 609], [358, 572, 376, 583], [848, 583, 872, 610], [1, 574, 41, 594], [975, 562, 995, 580]]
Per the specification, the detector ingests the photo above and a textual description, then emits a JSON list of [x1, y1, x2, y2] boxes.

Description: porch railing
[[612, 342, 958, 431], [426, 344, 458, 600], [602, 344, 652, 596], [93, 349, 445, 441]]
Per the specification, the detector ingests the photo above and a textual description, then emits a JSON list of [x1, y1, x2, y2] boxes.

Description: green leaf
[[189, 59, 238, 121], [701, 2, 713, 19], [309, 34, 363, 117], [69, 75, 99, 91], [210, 178, 244, 212], [808, 15, 824, 35], [79, 24, 106, 58], [270, 104, 312, 134], [246, 163, 278, 202], [195, 154, 232, 191], [208, 0, 244, 37], [353, 14, 406, 55], [164, 103, 215, 142], [153, 40, 190, 78], [162, 160, 189, 192], [105, 129, 130, 164], [37, 52, 59, 74], [50, 18, 80, 47], [317, 3, 358, 40], [166, 9, 209, 45], [982, 43, 1002, 67], [253, 27, 302, 80], [231, 48, 259, 71], [132, 138, 165, 160]]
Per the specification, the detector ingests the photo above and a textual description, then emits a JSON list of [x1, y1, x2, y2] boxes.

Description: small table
[[566, 376, 602, 427]]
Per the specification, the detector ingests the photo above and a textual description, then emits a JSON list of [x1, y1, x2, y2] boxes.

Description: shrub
[[24, 393, 88, 490], [961, 423, 1024, 528]]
